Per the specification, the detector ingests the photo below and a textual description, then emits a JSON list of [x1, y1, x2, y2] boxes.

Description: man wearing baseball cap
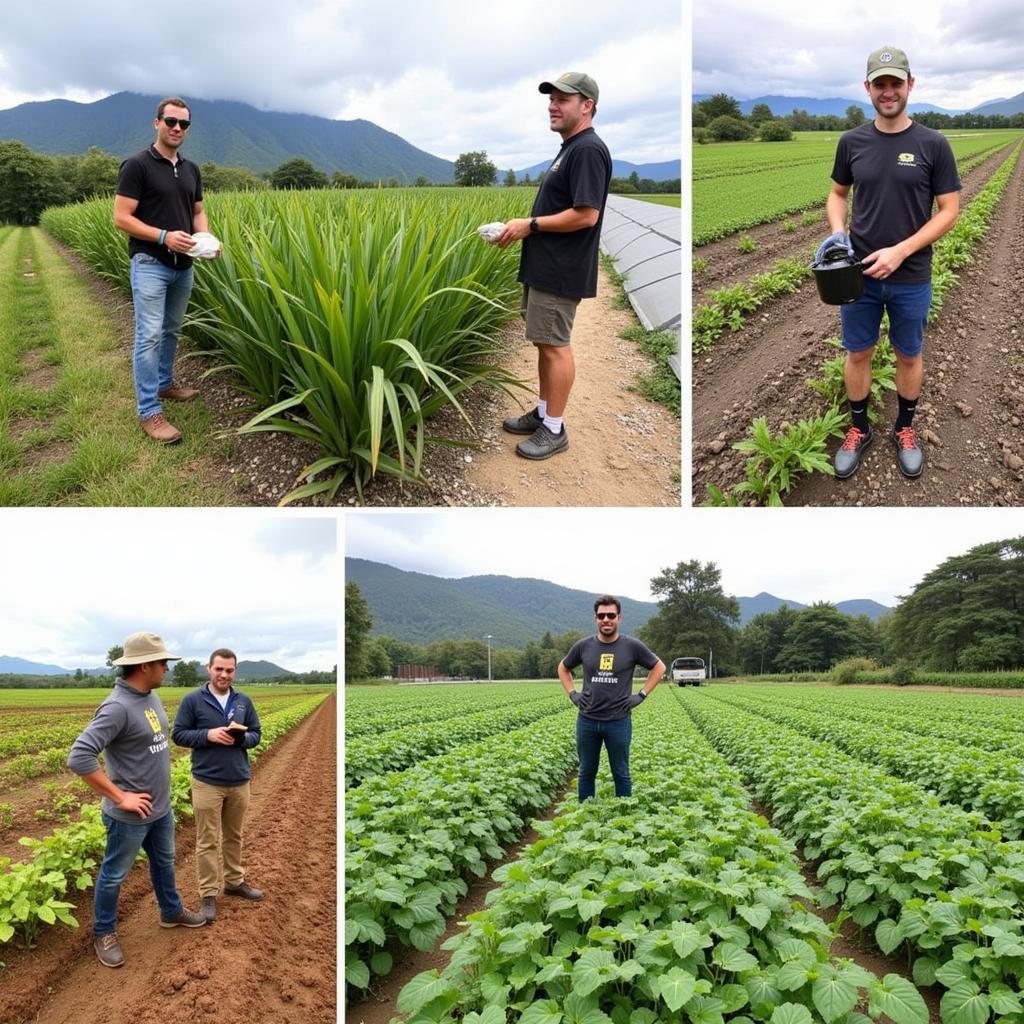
[[68, 631, 206, 967], [495, 71, 612, 460], [818, 46, 960, 482]]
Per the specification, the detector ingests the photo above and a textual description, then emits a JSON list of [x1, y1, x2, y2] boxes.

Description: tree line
[[345, 536, 1024, 681], [694, 92, 1024, 144]]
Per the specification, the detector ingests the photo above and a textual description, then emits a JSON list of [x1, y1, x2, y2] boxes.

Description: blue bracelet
[[158, 229, 167, 246]]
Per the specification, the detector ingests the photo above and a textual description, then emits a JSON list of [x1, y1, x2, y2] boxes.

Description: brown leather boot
[[140, 413, 182, 444], [158, 386, 198, 401]]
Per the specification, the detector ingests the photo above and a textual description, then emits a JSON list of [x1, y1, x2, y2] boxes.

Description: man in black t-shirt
[[559, 595, 665, 801], [495, 72, 612, 461], [818, 48, 960, 481], [114, 97, 218, 445]]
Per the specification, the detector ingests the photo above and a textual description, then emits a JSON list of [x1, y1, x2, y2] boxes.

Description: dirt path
[[464, 265, 680, 506], [1, 696, 336, 1024], [692, 143, 1024, 505]]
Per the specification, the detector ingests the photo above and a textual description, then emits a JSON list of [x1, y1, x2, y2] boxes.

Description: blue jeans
[[840, 277, 932, 357], [576, 714, 633, 801], [130, 254, 194, 419], [94, 811, 183, 936]]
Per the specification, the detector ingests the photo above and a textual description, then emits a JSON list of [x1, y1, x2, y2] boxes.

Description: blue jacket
[[171, 684, 262, 785]]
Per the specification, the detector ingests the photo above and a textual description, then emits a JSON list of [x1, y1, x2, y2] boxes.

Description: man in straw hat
[[495, 71, 612, 460], [818, 46, 960, 482], [68, 631, 206, 968]]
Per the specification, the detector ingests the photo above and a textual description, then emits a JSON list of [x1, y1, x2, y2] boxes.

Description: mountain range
[[0, 655, 294, 680], [0, 91, 680, 183], [345, 559, 892, 644], [694, 91, 1024, 118]]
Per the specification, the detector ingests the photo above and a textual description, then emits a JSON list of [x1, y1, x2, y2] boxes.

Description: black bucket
[[811, 247, 864, 305]]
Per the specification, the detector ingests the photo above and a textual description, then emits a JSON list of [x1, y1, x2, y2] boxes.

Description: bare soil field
[[692, 143, 1024, 506], [0, 695, 336, 1024]]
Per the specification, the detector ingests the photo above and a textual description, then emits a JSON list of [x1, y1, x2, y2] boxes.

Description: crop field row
[[694, 130, 1024, 245], [679, 687, 1024, 1023], [41, 187, 530, 501], [0, 687, 331, 948]]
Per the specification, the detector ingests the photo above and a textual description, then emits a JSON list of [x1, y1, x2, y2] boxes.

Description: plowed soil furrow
[[692, 142, 1024, 506], [0, 696, 336, 1024]]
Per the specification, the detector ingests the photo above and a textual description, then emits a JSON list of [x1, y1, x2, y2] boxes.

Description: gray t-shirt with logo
[[562, 633, 660, 722], [831, 121, 961, 284], [67, 679, 172, 823]]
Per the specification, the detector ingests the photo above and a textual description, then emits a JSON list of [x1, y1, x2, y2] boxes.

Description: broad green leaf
[[738, 904, 772, 930], [395, 970, 459, 1014], [713, 941, 759, 973], [518, 1002, 564, 1024], [656, 967, 698, 1012], [868, 974, 928, 1024], [812, 974, 859, 1023], [875, 918, 903, 955], [464, 1009, 506, 1024], [346, 957, 370, 990], [370, 950, 393, 975], [939, 983, 990, 1024], [771, 1003, 814, 1024]]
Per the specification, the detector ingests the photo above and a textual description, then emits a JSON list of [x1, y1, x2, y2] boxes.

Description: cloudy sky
[[695, 0, 1024, 110], [346, 508, 1022, 610], [0, 511, 338, 671], [0, 0, 681, 168]]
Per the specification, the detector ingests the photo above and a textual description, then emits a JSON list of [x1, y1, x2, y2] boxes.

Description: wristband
[[637, 690, 647, 700], [158, 229, 167, 246]]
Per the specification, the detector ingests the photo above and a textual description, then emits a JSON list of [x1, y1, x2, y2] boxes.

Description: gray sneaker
[[224, 882, 264, 900], [502, 406, 543, 435], [834, 426, 872, 479], [892, 426, 924, 478], [94, 932, 124, 968], [516, 424, 569, 460], [159, 906, 207, 928]]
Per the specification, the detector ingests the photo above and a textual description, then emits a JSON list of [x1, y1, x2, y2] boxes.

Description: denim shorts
[[840, 277, 932, 358]]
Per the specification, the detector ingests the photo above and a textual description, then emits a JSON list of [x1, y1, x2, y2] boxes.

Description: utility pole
[[484, 635, 494, 682], [708, 648, 713, 680]]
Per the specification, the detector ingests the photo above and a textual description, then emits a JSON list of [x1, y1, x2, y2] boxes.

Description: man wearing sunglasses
[[558, 595, 665, 801], [68, 631, 206, 968], [114, 97, 216, 445]]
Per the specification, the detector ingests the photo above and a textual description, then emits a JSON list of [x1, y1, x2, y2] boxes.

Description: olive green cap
[[866, 46, 911, 82], [538, 72, 599, 104]]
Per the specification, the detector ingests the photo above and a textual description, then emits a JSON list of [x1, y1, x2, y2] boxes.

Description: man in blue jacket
[[171, 648, 263, 922]]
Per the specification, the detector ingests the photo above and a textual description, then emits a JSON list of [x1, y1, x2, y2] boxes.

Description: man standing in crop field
[[495, 72, 612, 460], [67, 632, 206, 968], [818, 47, 960, 481], [172, 648, 264, 923], [558, 596, 665, 800], [114, 97, 215, 445]]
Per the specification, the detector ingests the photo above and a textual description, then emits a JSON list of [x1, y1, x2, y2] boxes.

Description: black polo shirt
[[831, 121, 960, 284], [116, 146, 203, 269], [518, 127, 612, 299]]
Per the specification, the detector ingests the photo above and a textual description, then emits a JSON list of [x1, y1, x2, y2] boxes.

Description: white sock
[[543, 415, 563, 434], [537, 399, 547, 418]]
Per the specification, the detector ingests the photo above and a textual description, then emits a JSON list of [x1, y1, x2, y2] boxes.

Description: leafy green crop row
[[680, 690, 1024, 1024], [0, 693, 327, 947], [345, 709, 578, 996], [394, 692, 924, 1024], [345, 695, 568, 788]]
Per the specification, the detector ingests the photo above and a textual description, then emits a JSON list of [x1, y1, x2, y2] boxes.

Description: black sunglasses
[[160, 116, 191, 130], [595, 612, 618, 620]]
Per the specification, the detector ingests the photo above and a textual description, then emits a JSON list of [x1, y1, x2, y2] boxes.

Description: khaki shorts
[[521, 286, 580, 348]]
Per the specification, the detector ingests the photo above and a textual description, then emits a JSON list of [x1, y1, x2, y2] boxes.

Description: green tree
[[106, 645, 124, 668], [200, 162, 268, 192], [758, 119, 793, 142], [332, 171, 358, 189], [845, 104, 867, 128], [0, 141, 63, 225], [365, 638, 392, 678], [749, 103, 775, 125], [74, 668, 84, 681], [503, 168, 517, 187], [696, 93, 742, 121], [345, 581, 373, 681], [889, 537, 1024, 671], [739, 605, 799, 674], [269, 157, 328, 190], [776, 604, 856, 672], [414, 175, 429, 187], [453, 150, 497, 187], [638, 561, 740, 671], [708, 115, 752, 142], [172, 660, 202, 686], [787, 109, 817, 131]]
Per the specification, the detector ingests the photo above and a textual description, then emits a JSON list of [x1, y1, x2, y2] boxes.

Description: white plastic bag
[[186, 231, 222, 259], [477, 222, 505, 244]]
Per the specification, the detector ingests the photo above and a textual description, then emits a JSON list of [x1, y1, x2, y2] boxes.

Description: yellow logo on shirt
[[898, 153, 915, 164], [144, 708, 161, 733], [599, 653, 615, 671]]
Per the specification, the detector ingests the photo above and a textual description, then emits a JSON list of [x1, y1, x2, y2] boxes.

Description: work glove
[[626, 692, 646, 710], [815, 231, 853, 264], [569, 690, 582, 706]]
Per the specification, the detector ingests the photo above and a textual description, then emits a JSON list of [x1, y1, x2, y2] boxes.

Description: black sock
[[848, 395, 870, 433], [895, 393, 917, 431]]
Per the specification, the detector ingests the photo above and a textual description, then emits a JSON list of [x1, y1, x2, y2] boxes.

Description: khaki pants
[[192, 778, 250, 897]]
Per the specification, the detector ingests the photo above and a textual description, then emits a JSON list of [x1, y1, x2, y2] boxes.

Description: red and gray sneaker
[[892, 426, 924, 478], [834, 426, 873, 479]]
